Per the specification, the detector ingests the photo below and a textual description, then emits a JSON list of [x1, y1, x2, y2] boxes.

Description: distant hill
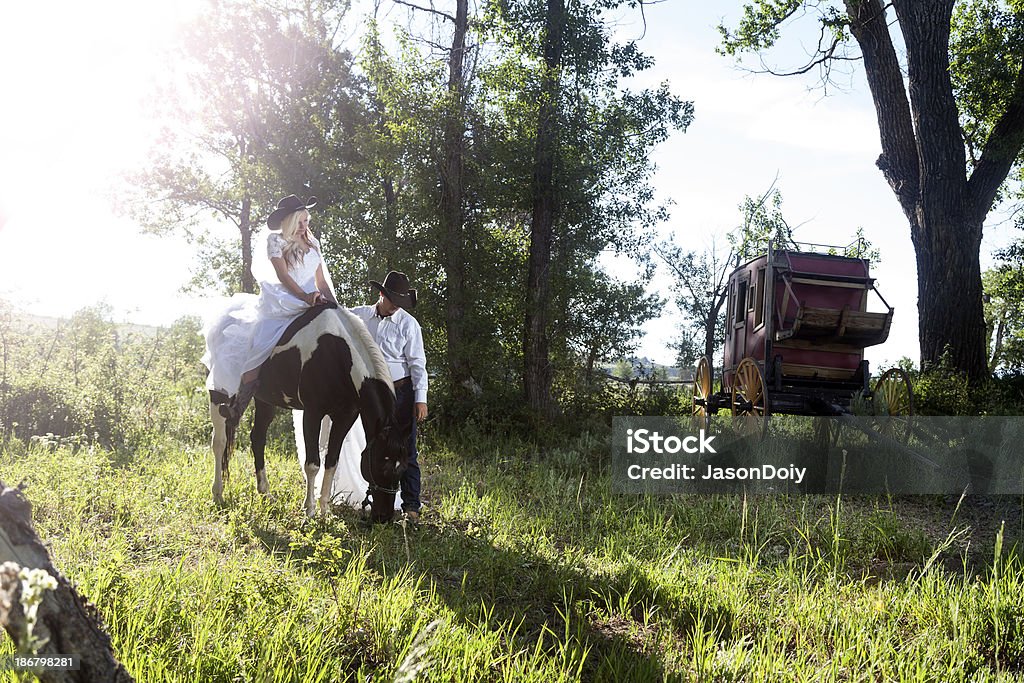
[[6, 305, 166, 338]]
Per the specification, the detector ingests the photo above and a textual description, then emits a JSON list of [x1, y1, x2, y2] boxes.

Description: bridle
[[359, 434, 401, 513]]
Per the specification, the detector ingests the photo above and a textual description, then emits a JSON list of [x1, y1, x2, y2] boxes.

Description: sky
[[0, 1, 1017, 369]]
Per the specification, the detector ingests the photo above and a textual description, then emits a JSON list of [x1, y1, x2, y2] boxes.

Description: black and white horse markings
[[209, 304, 409, 522]]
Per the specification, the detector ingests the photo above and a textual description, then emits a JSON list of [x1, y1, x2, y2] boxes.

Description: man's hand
[[414, 402, 428, 422]]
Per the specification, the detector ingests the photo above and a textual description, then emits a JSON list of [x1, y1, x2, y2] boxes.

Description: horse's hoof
[[256, 470, 269, 495]]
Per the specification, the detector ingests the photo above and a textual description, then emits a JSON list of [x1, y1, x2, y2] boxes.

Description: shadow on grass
[[231, 439, 1024, 680], [236, 494, 733, 682]]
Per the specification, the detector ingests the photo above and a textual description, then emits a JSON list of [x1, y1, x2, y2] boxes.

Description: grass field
[[1, 427, 1023, 681]]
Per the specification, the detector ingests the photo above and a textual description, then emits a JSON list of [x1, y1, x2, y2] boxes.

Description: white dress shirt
[[348, 304, 428, 404]]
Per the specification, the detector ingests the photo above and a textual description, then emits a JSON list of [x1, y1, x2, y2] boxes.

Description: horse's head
[[360, 421, 411, 523]]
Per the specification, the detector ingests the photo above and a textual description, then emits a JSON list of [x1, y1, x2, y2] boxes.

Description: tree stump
[[0, 483, 133, 682]]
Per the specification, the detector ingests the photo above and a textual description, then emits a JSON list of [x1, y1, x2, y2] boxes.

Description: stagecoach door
[[731, 274, 749, 372]]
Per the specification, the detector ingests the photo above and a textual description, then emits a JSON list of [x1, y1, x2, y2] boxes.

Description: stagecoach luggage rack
[[770, 249, 894, 349]]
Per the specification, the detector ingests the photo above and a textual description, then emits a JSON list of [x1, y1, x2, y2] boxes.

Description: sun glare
[[0, 1, 202, 321]]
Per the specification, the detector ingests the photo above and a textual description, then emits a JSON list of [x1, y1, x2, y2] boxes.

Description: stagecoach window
[[734, 278, 747, 326], [726, 282, 734, 338], [754, 267, 766, 328]]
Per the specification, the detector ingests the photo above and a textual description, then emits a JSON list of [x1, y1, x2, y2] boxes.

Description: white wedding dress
[[292, 412, 402, 510], [202, 232, 323, 395]]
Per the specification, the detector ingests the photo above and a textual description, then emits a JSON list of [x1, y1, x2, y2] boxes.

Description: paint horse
[[209, 304, 409, 522]]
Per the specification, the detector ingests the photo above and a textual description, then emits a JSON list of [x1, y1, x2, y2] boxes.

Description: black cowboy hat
[[369, 271, 417, 309], [267, 195, 317, 230]]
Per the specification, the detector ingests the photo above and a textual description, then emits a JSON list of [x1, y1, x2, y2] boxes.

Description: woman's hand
[[304, 291, 322, 306]]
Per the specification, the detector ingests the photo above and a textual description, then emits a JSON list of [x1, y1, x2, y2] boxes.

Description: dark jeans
[[395, 381, 420, 512]]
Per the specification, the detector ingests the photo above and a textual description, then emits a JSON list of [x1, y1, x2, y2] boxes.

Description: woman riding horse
[[202, 194, 336, 421], [202, 196, 407, 521]]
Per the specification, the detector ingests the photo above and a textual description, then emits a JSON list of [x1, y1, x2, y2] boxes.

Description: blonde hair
[[278, 209, 316, 268]]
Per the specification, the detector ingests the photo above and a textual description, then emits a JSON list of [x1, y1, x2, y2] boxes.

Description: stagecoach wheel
[[874, 368, 914, 415], [692, 356, 712, 431], [873, 368, 914, 441], [732, 357, 769, 438], [731, 358, 768, 416]]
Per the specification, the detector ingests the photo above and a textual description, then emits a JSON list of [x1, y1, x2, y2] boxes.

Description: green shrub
[[1, 380, 88, 442]]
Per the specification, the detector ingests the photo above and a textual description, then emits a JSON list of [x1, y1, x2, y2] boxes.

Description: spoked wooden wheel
[[874, 369, 914, 415], [692, 356, 712, 430], [732, 357, 769, 438], [873, 368, 914, 441], [732, 358, 768, 417]]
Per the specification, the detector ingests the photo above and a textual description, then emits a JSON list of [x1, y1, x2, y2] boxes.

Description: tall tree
[[439, 0, 474, 396], [487, 0, 693, 417], [359, 1, 484, 400], [656, 241, 731, 368], [121, 0, 363, 295], [720, 0, 1024, 379], [523, 0, 565, 417]]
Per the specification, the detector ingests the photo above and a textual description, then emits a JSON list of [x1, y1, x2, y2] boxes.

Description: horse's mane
[[273, 305, 395, 396], [330, 308, 394, 394]]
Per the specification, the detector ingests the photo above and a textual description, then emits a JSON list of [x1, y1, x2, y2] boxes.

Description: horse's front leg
[[301, 410, 326, 517], [250, 399, 276, 496], [320, 410, 358, 515], [210, 403, 230, 504]]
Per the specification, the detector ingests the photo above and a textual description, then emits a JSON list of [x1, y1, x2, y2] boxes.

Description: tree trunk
[[0, 485, 133, 682], [239, 195, 255, 294], [895, 0, 986, 378], [381, 175, 398, 245], [703, 315, 716, 364], [913, 215, 988, 376], [442, 0, 473, 397], [586, 349, 598, 384], [703, 291, 726, 363], [366, 50, 397, 255], [524, 0, 564, 418], [846, 0, 1002, 380]]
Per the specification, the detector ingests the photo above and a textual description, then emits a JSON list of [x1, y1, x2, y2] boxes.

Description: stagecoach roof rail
[[788, 237, 870, 258]]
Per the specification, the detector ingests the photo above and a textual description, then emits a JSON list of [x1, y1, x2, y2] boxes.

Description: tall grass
[[0, 428, 1022, 681]]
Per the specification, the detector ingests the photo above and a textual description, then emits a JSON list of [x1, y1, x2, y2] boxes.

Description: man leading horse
[[348, 271, 428, 521], [201, 195, 411, 522]]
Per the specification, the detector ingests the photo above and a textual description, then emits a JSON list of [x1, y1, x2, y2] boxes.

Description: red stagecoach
[[692, 241, 913, 421]]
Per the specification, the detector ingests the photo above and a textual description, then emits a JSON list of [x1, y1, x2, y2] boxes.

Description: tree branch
[[845, 0, 919, 219], [967, 61, 1024, 223], [391, 0, 455, 23], [755, 31, 854, 78]]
